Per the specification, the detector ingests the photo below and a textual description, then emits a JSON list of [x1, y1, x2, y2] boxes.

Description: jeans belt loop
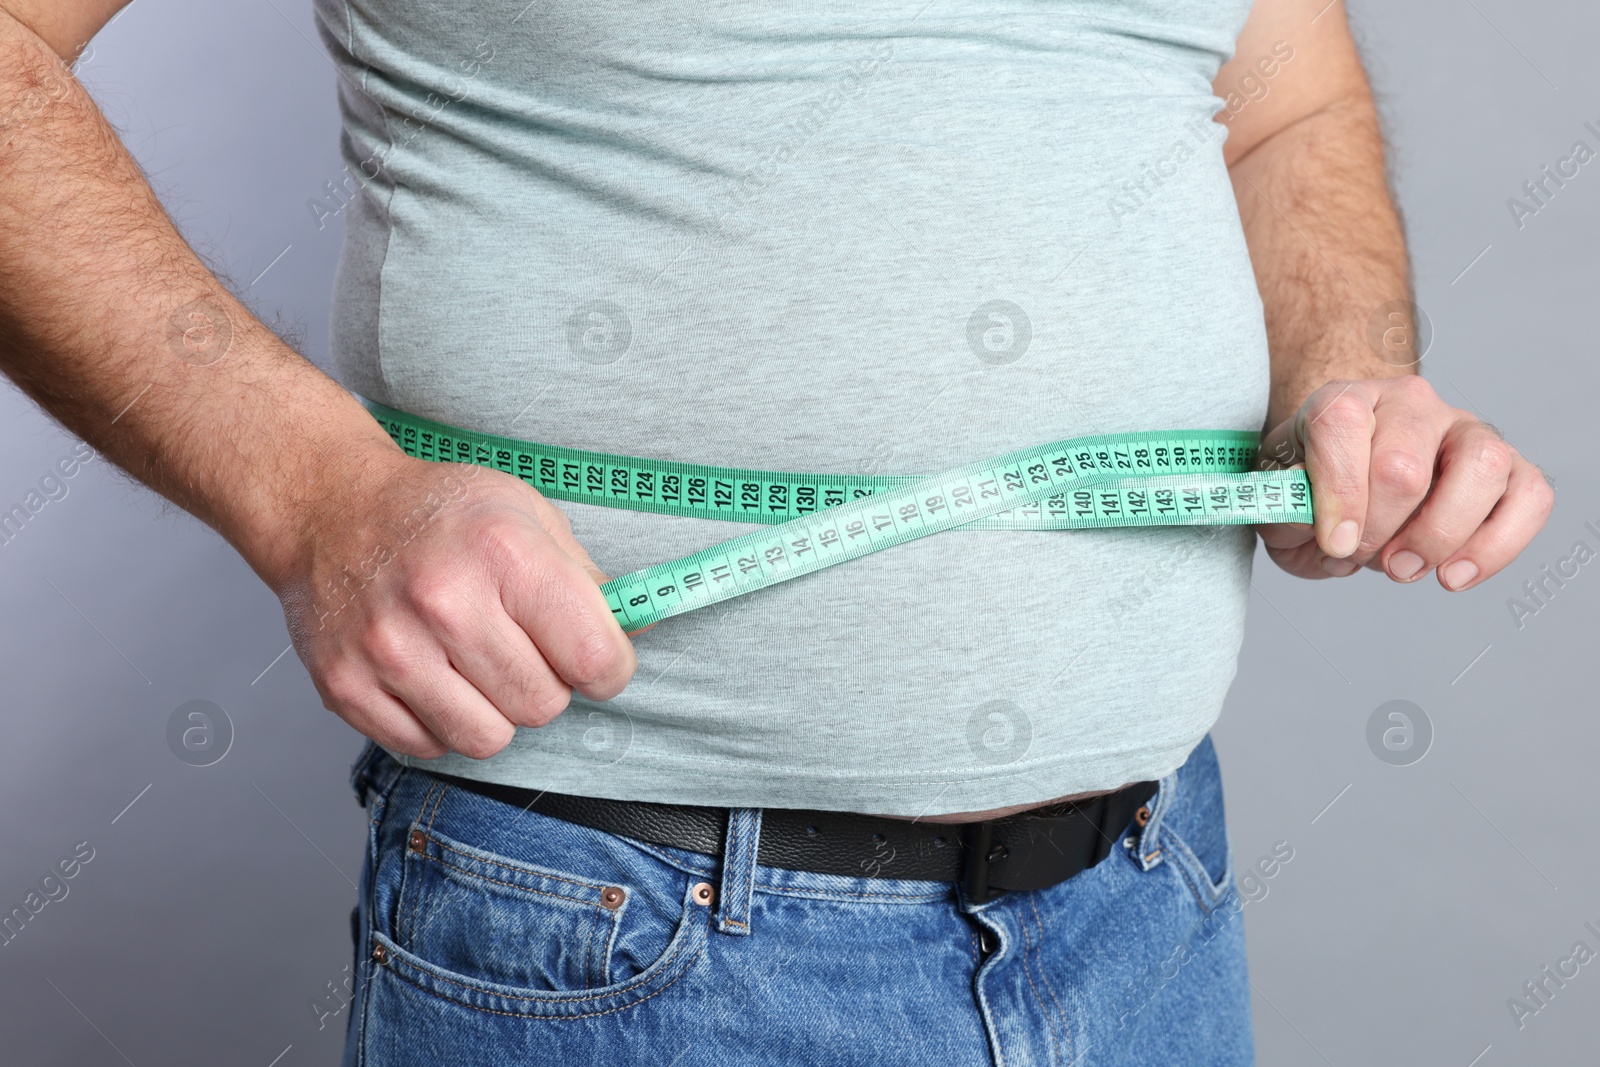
[[349, 741, 406, 811], [349, 741, 383, 808], [1138, 773, 1179, 870], [961, 820, 1005, 905], [714, 808, 762, 936]]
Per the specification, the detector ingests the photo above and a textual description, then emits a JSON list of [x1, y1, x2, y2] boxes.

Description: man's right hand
[[270, 453, 638, 762], [0, 8, 639, 764]]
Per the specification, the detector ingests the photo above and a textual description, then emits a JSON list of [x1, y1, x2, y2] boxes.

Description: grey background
[[0, 1, 1593, 1064]]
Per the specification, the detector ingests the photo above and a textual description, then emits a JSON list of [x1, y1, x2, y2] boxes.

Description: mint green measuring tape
[[364, 401, 1312, 630]]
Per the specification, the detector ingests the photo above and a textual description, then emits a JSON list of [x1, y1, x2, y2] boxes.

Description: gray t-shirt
[[313, 0, 1269, 815]]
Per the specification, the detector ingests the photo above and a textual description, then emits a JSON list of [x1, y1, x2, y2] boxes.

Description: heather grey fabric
[[312, 0, 1270, 815]]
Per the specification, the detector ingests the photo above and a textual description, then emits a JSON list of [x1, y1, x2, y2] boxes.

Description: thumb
[[528, 495, 612, 586], [546, 524, 664, 636], [546, 524, 656, 634], [544, 522, 611, 587], [1256, 414, 1304, 472], [531, 497, 658, 634]]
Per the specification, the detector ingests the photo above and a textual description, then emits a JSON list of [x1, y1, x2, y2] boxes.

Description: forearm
[[0, 0, 125, 61], [0, 14, 399, 588], [1229, 90, 1414, 428]]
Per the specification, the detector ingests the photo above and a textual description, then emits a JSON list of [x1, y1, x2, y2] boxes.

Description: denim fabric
[[342, 736, 1251, 1066]]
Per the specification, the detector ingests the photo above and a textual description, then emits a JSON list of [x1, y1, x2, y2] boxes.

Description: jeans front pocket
[[367, 776, 712, 1020], [396, 826, 629, 991], [1150, 736, 1235, 914]]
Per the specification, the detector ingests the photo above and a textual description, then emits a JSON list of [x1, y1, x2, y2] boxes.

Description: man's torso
[[314, 0, 1269, 816]]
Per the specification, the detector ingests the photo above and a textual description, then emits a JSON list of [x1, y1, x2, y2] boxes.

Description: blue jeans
[[342, 735, 1252, 1066]]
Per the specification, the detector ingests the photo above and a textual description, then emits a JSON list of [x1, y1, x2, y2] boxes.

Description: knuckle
[[382, 729, 447, 761], [567, 629, 627, 689], [1324, 393, 1370, 424], [476, 520, 528, 565], [1526, 477, 1556, 518], [1371, 450, 1432, 498], [1311, 379, 1355, 403], [500, 659, 570, 725], [409, 580, 471, 637], [1470, 438, 1515, 480], [525, 684, 574, 727], [536, 497, 574, 535], [1395, 374, 1437, 403], [453, 718, 515, 760], [361, 619, 417, 677], [1311, 394, 1370, 437], [317, 661, 365, 711]]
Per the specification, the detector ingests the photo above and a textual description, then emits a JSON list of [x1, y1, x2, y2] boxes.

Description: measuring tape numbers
[[364, 400, 1312, 630]]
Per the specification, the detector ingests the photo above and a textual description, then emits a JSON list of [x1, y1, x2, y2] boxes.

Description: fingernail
[[1388, 550, 1425, 581], [1442, 559, 1479, 590], [1321, 556, 1360, 578], [1328, 520, 1360, 558]]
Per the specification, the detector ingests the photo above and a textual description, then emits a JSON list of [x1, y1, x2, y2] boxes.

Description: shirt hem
[[389, 726, 1213, 818]]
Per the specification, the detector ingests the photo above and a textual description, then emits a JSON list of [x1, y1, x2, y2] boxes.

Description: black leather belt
[[424, 771, 1159, 903]]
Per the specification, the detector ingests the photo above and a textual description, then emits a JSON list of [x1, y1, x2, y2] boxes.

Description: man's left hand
[[1254, 376, 1553, 588]]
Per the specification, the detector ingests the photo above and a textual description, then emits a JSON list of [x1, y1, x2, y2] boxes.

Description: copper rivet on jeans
[[600, 886, 626, 910], [371, 943, 387, 964], [1134, 806, 1151, 828], [692, 882, 715, 907], [408, 830, 426, 852]]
